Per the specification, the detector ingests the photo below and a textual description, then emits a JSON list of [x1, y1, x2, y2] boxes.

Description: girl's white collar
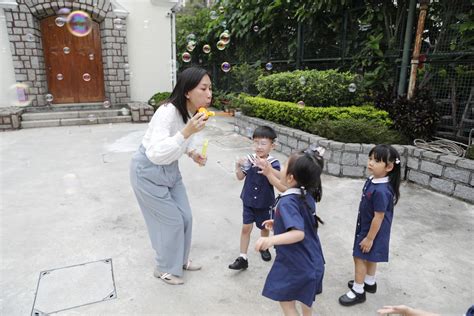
[[370, 176, 389, 184], [281, 188, 304, 197]]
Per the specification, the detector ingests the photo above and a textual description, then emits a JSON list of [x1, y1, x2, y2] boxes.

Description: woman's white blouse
[[141, 103, 200, 165]]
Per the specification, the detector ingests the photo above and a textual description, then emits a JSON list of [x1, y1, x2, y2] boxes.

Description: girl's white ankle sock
[[364, 274, 376, 285]]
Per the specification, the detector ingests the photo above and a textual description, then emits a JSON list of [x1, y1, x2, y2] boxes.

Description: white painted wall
[[0, 8, 17, 107], [119, 0, 177, 102]]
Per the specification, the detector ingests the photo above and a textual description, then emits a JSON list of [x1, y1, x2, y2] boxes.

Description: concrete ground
[[1, 116, 473, 316]]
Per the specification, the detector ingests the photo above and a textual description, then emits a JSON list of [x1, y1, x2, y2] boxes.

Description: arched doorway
[[40, 15, 105, 104]]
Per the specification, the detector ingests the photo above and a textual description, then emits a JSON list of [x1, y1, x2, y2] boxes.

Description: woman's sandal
[[153, 269, 184, 285], [183, 259, 202, 271]]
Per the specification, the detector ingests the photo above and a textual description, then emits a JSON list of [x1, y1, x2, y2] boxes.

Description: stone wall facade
[[0, 106, 24, 130], [235, 114, 474, 204], [4, 0, 130, 107], [128, 102, 154, 123]]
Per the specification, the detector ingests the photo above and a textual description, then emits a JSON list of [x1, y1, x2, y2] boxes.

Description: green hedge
[[149, 92, 171, 111], [240, 96, 407, 144], [255, 69, 365, 107]]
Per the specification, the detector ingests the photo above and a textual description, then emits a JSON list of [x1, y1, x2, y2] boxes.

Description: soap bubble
[[265, 62, 273, 71], [89, 53, 94, 60], [297, 100, 305, 107], [114, 18, 123, 30], [56, 73, 64, 80], [143, 20, 149, 29], [103, 100, 111, 108], [220, 21, 227, 28], [299, 76, 306, 85], [186, 33, 196, 42], [221, 62, 231, 73], [82, 73, 91, 81], [348, 83, 357, 93], [25, 33, 35, 41], [66, 11, 92, 37], [7, 83, 32, 106], [186, 41, 196, 52], [45, 93, 54, 103], [253, 25, 259, 32], [88, 114, 96, 122], [219, 32, 230, 44], [219, 6, 225, 13], [182, 52, 191, 63], [210, 11, 218, 20], [216, 40, 226, 50], [55, 16, 66, 27], [63, 46, 70, 54], [202, 44, 211, 54]]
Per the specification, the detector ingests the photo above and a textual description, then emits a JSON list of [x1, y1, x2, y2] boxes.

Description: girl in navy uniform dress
[[339, 144, 401, 306], [255, 148, 325, 316]]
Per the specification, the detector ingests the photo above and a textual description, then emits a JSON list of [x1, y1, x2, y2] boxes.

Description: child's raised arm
[[255, 156, 287, 192]]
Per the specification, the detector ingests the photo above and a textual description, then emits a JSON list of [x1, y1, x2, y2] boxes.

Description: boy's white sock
[[239, 253, 248, 260], [364, 274, 376, 285]]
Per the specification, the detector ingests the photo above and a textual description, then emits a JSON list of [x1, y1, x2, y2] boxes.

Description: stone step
[[21, 116, 131, 129], [25, 103, 120, 112], [21, 109, 127, 121]]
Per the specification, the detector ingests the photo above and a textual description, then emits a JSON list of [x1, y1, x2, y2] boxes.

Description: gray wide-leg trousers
[[130, 145, 192, 277]]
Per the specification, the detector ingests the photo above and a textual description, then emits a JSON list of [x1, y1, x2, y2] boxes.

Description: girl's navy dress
[[352, 176, 394, 262], [262, 188, 325, 307]]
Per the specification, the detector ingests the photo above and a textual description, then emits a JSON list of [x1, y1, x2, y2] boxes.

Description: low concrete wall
[[235, 113, 474, 204], [0, 106, 24, 130]]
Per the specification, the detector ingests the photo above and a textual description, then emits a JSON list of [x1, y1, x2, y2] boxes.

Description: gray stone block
[[344, 143, 361, 152], [297, 140, 309, 151], [443, 167, 470, 183], [453, 184, 474, 203], [407, 157, 419, 169], [420, 160, 443, 176], [392, 145, 406, 156], [341, 152, 358, 166], [407, 170, 430, 186], [422, 150, 440, 160], [287, 136, 298, 149], [439, 154, 461, 165], [277, 134, 288, 144], [327, 163, 340, 176], [357, 153, 368, 166], [281, 145, 292, 156], [429, 178, 455, 194], [342, 166, 365, 177], [331, 151, 342, 163], [329, 141, 344, 150], [413, 148, 423, 157], [457, 159, 474, 171], [362, 143, 375, 153], [319, 140, 330, 147]]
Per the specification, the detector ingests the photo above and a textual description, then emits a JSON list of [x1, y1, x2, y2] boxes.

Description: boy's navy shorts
[[243, 205, 271, 230]]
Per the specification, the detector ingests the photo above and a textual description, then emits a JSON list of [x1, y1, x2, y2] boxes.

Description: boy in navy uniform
[[229, 126, 280, 270]]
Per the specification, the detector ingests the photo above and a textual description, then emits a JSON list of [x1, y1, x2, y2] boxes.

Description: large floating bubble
[[8, 83, 32, 107], [45, 93, 54, 103], [202, 44, 211, 54], [265, 62, 273, 71], [182, 52, 191, 63], [82, 73, 91, 82], [221, 62, 231, 73], [67, 11, 92, 37]]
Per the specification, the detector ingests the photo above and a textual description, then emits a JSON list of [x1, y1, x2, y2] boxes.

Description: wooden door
[[41, 15, 105, 104]]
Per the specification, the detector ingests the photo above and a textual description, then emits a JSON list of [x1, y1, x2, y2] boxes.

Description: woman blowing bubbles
[[130, 67, 211, 285]]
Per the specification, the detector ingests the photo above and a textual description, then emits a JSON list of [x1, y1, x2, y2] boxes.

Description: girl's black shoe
[[347, 280, 377, 293], [228, 257, 248, 270], [338, 289, 366, 306], [260, 249, 271, 261]]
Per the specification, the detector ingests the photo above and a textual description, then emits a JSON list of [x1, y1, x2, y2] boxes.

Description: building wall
[[120, 0, 175, 102], [0, 8, 18, 107]]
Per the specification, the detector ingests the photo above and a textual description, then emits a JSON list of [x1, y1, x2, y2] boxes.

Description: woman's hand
[[190, 151, 207, 166], [262, 219, 274, 231], [181, 112, 206, 139], [359, 237, 373, 253], [255, 236, 274, 251], [377, 305, 439, 316]]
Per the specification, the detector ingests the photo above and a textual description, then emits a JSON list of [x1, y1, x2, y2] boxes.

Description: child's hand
[[255, 237, 274, 251], [262, 219, 274, 231], [191, 152, 207, 166], [254, 156, 270, 175], [359, 237, 373, 253]]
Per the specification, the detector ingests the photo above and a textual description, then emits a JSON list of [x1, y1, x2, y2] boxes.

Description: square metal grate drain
[[31, 258, 116, 315]]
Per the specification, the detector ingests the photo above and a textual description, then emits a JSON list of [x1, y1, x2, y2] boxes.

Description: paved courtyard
[[1, 116, 473, 315]]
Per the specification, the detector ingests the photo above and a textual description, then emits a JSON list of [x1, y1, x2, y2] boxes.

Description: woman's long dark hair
[[369, 144, 401, 205], [161, 67, 211, 124], [286, 148, 325, 228]]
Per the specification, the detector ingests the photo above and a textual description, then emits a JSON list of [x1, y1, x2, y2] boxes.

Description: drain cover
[[31, 258, 116, 315]]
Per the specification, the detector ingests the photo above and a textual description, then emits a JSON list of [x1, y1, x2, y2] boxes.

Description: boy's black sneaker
[[228, 257, 248, 270], [260, 249, 271, 262], [338, 289, 366, 306], [347, 280, 377, 293]]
